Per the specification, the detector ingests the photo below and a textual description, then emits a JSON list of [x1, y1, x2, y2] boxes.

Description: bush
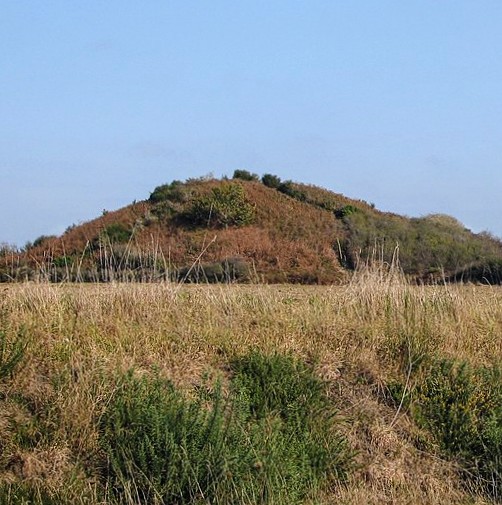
[[449, 259, 502, 284], [229, 352, 352, 502], [335, 205, 359, 219], [233, 169, 259, 181], [149, 180, 186, 204], [101, 223, 132, 244], [261, 173, 282, 189], [187, 183, 255, 228], [407, 359, 502, 498], [100, 353, 352, 504], [100, 371, 232, 504], [277, 181, 307, 202]]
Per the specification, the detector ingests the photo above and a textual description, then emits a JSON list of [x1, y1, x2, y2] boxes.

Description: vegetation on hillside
[[1, 173, 501, 284]]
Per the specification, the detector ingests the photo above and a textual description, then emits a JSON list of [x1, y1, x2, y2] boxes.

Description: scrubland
[[1, 269, 502, 504]]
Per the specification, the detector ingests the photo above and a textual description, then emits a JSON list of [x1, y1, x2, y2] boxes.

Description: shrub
[[149, 180, 186, 204], [406, 359, 502, 498], [178, 258, 250, 283], [100, 371, 232, 504], [229, 352, 352, 501], [101, 223, 132, 244], [100, 353, 352, 504], [449, 259, 502, 284], [261, 173, 282, 189], [233, 169, 259, 181], [277, 181, 307, 202], [335, 205, 359, 219], [187, 183, 255, 228]]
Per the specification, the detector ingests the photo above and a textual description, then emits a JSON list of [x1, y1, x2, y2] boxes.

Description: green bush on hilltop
[[187, 183, 255, 228], [149, 180, 186, 204], [261, 173, 282, 189], [233, 169, 259, 181]]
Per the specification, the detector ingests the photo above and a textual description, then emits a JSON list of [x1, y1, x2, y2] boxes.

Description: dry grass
[[1, 271, 502, 503]]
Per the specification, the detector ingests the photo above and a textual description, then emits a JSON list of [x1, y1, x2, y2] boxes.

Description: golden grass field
[[1, 269, 502, 504]]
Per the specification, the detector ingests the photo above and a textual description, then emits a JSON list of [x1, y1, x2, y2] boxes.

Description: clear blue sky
[[2, 1, 502, 247]]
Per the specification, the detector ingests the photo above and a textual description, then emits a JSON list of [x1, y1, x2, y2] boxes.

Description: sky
[[2, 1, 502, 247]]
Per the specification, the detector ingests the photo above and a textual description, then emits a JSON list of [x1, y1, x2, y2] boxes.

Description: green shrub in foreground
[[409, 359, 502, 499], [100, 353, 351, 504], [230, 352, 352, 501]]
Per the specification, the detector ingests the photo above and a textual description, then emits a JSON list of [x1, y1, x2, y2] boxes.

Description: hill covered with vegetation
[[2, 171, 502, 283]]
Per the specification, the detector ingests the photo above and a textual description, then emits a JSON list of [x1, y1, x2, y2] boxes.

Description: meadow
[[1, 269, 502, 504]]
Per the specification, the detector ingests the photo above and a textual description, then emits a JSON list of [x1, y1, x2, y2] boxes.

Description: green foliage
[[406, 359, 502, 498], [52, 256, 73, 268], [100, 371, 231, 504], [100, 353, 352, 504], [277, 181, 307, 202], [0, 328, 27, 382], [102, 223, 132, 244], [340, 210, 502, 279], [230, 351, 352, 497], [335, 205, 359, 219], [149, 180, 186, 204], [261, 173, 282, 189], [233, 169, 259, 181], [187, 183, 255, 228]]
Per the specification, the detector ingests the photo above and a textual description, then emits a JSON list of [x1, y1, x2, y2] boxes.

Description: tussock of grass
[[1, 271, 502, 503]]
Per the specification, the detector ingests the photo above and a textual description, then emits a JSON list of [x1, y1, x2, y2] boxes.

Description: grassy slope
[[1, 274, 501, 503], [3, 176, 502, 283]]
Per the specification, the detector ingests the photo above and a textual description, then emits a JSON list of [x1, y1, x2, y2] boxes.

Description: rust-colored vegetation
[[2, 171, 502, 283]]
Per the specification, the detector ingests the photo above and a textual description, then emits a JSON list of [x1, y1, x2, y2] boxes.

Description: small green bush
[[187, 183, 255, 228], [149, 180, 186, 204], [335, 205, 359, 219], [261, 173, 282, 189], [230, 351, 352, 499], [100, 371, 232, 504], [408, 359, 502, 498], [233, 169, 259, 181], [277, 181, 307, 202], [102, 223, 132, 244]]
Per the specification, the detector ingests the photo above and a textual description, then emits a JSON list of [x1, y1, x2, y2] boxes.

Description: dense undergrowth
[[1, 271, 502, 503]]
